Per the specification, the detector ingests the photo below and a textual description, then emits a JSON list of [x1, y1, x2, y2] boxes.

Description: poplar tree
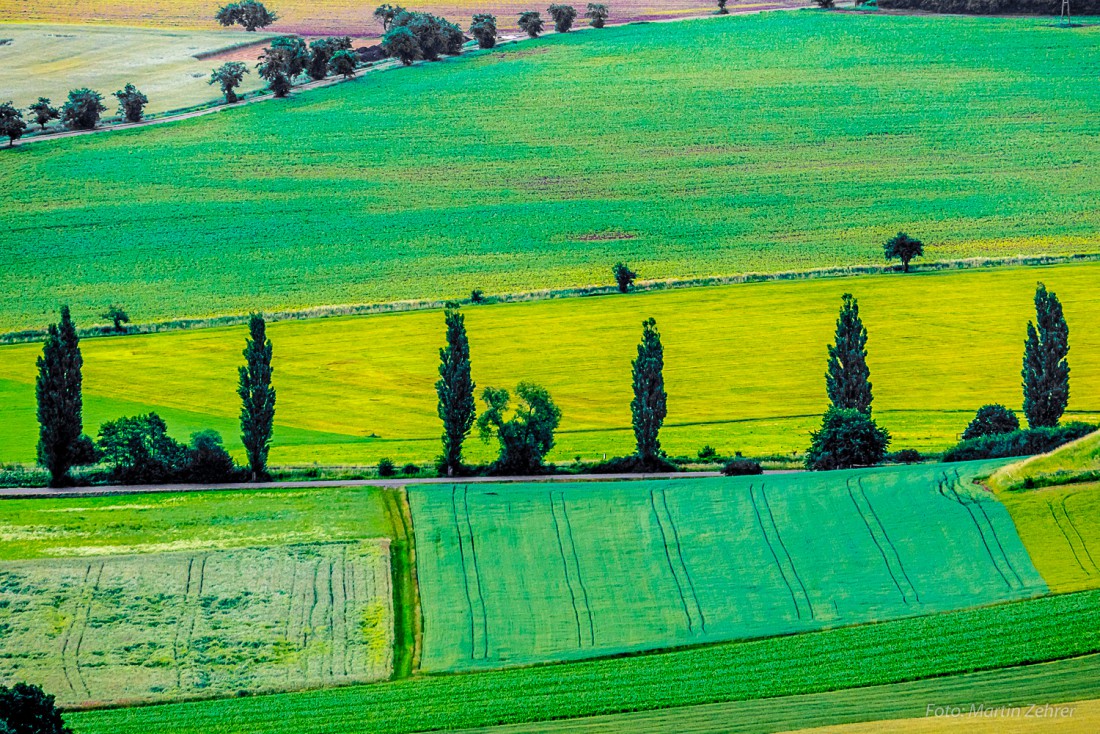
[[436, 307, 476, 476], [826, 293, 872, 413], [1022, 282, 1069, 428], [36, 306, 83, 487], [631, 317, 667, 465], [239, 313, 276, 480]]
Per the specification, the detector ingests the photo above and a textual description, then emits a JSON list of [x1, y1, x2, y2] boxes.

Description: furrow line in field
[[1062, 495, 1099, 574], [328, 557, 336, 681], [760, 484, 814, 621], [650, 488, 696, 634], [954, 469, 1025, 589], [72, 561, 104, 699], [450, 486, 479, 661], [341, 545, 350, 677], [659, 488, 706, 633], [462, 486, 489, 661], [848, 479, 909, 605], [940, 474, 1014, 590], [748, 483, 802, 621], [58, 563, 91, 695], [558, 493, 595, 647], [1048, 501, 1091, 576], [172, 556, 194, 690], [858, 479, 920, 604], [550, 492, 584, 648]]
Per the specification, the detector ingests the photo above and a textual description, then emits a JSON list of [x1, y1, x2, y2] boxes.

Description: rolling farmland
[[410, 463, 1045, 672], [3, 13, 1099, 331], [1, 262, 1098, 467]]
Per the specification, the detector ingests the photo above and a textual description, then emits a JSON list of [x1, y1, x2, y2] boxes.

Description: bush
[[722, 458, 763, 476], [0, 682, 72, 734], [469, 14, 498, 48], [470, 289, 485, 303], [378, 458, 396, 477], [613, 262, 636, 293], [548, 4, 578, 32], [518, 11, 545, 37], [806, 408, 891, 471], [60, 88, 106, 130], [962, 404, 1020, 441], [697, 445, 718, 460], [943, 423, 1096, 462], [97, 413, 189, 484], [888, 448, 922, 464], [186, 430, 239, 483], [70, 434, 101, 466], [402, 463, 420, 475]]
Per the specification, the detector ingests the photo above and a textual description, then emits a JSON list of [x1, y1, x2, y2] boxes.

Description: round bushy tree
[[518, 10, 545, 37], [0, 683, 72, 734], [209, 61, 250, 103], [329, 49, 359, 78], [215, 0, 278, 31], [806, 407, 890, 471], [114, 83, 148, 123], [962, 404, 1020, 440], [382, 25, 422, 65], [585, 2, 609, 26], [548, 3, 577, 32], [883, 231, 924, 273], [613, 262, 637, 293], [470, 13, 498, 47], [28, 97, 59, 131], [0, 101, 26, 147], [60, 88, 106, 130]]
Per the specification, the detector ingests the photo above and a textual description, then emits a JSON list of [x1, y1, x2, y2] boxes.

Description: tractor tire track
[[1048, 501, 1090, 575], [327, 558, 336, 681], [558, 495, 596, 647], [859, 479, 920, 603], [462, 486, 489, 661], [72, 561, 104, 699], [450, 486, 479, 661], [956, 469, 1024, 589], [848, 480, 908, 604], [549, 492, 584, 648], [658, 488, 706, 633], [759, 484, 814, 620], [650, 489, 695, 633], [1062, 495, 1099, 574], [58, 563, 92, 696], [940, 473, 1014, 590], [341, 545, 350, 677], [748, 484, 802, 620]]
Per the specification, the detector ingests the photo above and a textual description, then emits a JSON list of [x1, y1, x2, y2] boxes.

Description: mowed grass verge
[[1, 262, 1098, 466], [3, 12, 1099, 330], [66, 589, 1100, 733]]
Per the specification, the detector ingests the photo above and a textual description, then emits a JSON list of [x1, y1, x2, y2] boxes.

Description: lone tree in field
[[0, 682, 73, 734], [548, 4, 578, 32], [28, 97, 60, 130], [613, 262, 637, 293], [114, 83, 148, 123], [1022, 282, 1069, 428], [883, 231, 923, 273], [477, 382, 562, 474], [36, 306, 83, 487], [518, 11, 545, 37], [962, 404, 1020, 440], [0, 101, 26, 147], [61, 88, 106, 130], [216, 0, 278, 31], [382, 25, 422, 65], [826, 293, 872, 414], [470, 13, 498, 48], [100, 304, 130, 332], [239, 313, 276, 480], [373, 3, 406, 30], [209, 61, 250, 103], [329, 48, 359, 78], [436, 307, 476, 476], [716, 0, 728, 13], [806, 407, 890, 470], [585, 3, 609, 26], [632, 318, 667, 466]]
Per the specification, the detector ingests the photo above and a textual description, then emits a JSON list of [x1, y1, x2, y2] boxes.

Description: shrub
[[585, 3, 609, 26], [186, 430, 239, 483], [0, 682, 72, 734], [70, 434, 101, 466], [97, 413, 189, 484], [402, 463, 420, 475], [722, 458, 763, 476], [470, 289, 485, 303], [589, 454, 677, 473], [814, 0, 835, 6], [548, 4, 578, 32], [378, 458, 396, 477], [962, 404, 1020, 441], [518, 11, 545, 37], [888, 448, 922, 464], [717, 0, 729, 12], [470, 14, 498, 48], [613, 262, 636, 293], [943, 423, 1096, 462], [61, 88, 106, 130], [697, 445, 718, 460], [806, 407, 890, 471]]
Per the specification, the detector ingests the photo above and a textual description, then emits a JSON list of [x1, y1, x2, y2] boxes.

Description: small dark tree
[[585, 3, 609, 26], [470, 288, 485, 303], [883, 231, 924, 273], [209, 62, 250, 103], [0, 101, 26, 147], [186, 430, 238, 483], [100, 304, 130, 332], [1022, 283, 1070, 428], [329, 48, 358, 78], [373, 3, 405, 30], [378, 457, 396, 476], [613, 262, 636, 293], [216, 0, 278, 31], [806, 407, 890, 470], [631, 318, 667, 465], [60, 88, 106, 130], [97, 413, 189, 484], [28, 97, 60, 131], [814, 0, 835, 7], [382, 26, 422, 65], [308, 36, 352, 80], [962, 404, 1020, 441], [436, 307, 476, 477], [518, 11, 545, 37], [0, 683, 73, 734], [239, 313, 276, 480], [477, 382, 562, 474], [548, 4, 577, 32], [114, 83, 148, 123], [716, 0, 728, 13], [440, 19, 466, 55], [36, 306, 83, 487], [470, 13, 498, 48], [826, 293, 873, 414], [400, 12, 448, 61]]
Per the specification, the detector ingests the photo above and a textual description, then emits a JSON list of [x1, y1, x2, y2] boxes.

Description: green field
[[2, 12, 1099, 331], [2, 262, 1099, 467], [988, 430, 1100, 493], [410, 463, 1045, 672], [0, 541, 393, 707]]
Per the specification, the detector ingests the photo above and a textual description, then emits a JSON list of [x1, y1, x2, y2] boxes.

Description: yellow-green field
[[788, 699, 1099, 734], [2, 262, 1098, 467], [989, 430, 1100, 493], [0, 24, 273, 116]]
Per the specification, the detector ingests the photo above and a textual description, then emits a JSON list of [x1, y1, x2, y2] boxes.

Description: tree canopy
[[209, 61, 250, 103], [806, 407, 890, 470], [613, 262, 637, 293], [216, 0, 278, 31], [1022, 282, 1070, 428], [548, 4, 578, 32], [0, 101, 26, 147], [477, 382, 561, 474], [36, 306, 84, 487], [826, 293, 873, 413], [60, 88, 106, 130], [239, 313, 276, 479], [518, 11, 545, 37], [436, 307, 476, 476], [585, 3, 609, 26], [470, 13, 498, 48], [27, 97, 59, 131], [114, 83, 148, 123], [883, 231, 924, 272], [631, 317, 667, 465]]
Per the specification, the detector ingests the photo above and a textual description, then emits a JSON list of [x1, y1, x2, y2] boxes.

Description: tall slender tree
[[436, 307, 476, 476], [1022, 282, 1070, 428], [36, 306, 83, 487], [826, 293, 872, 413], [239, 313, 276, 480], [631, 317, 667, 465]]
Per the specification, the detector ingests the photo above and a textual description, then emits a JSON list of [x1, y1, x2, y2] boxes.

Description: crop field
[[2, 13, 1099, 331], [0, 541, 393, 707], [409, 463, 1045, 672], [2, 262, 1099, 467], [791, 701, 1100, 734], [987, 430, 1100, 493], [66, 589, 1100, 733], [0, 24, 273, 115]]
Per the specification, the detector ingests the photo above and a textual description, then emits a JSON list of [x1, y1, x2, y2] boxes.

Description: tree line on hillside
[[0, 86, 149, 144]]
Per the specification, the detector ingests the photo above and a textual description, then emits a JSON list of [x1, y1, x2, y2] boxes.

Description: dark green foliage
[[402, 463, 420, 475], [470, 14, 498, 48], [60, 88, 106, 130], [879, 0, 1100, 13], [70, 434, 101, 466], [548, 4, 578, 32], [209, 62, 250, 103], [113, 83, 148, 123], [389, 11, 461, 61], [97, 413, 189, 484], [613, 262, 636, 293], [888, 448, 922, 464], [0, 683, 72, 734], [716, 0, 729, 13], [373, 3, 406, 30], [697, 445, 717, 460], [35, 306, 83, 487], [477, 382, 562, 474], [814, 0, 836, 7], [378, 458, 396, 477], [238, 313, 276, 480], [722, 458, 763, 475], [943, 422, 1096, 462], [585, 3, 609, 26], [27, 98, 59, 131], [100, 304, 130, 332], [826, 293, 872, 413], [215, 0, 278, 31], [436, 308, 476, 477], [883, 231, 924, 272], [1022, 282, 1070, 428], [257, 37, 307, 96], [308, 36, 352, 80], [382, 26, 422, 65], [328, 49, 358, 79], [806, 407, 890, 470], [589, 453, 676, 473], [631, 318, 667, 465], [518, 11, 545, 37], [470, 288, 485, 303], [186, 430, 239, 483], [963, 404, 1020, 440], [0, 101, 26, 147]]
